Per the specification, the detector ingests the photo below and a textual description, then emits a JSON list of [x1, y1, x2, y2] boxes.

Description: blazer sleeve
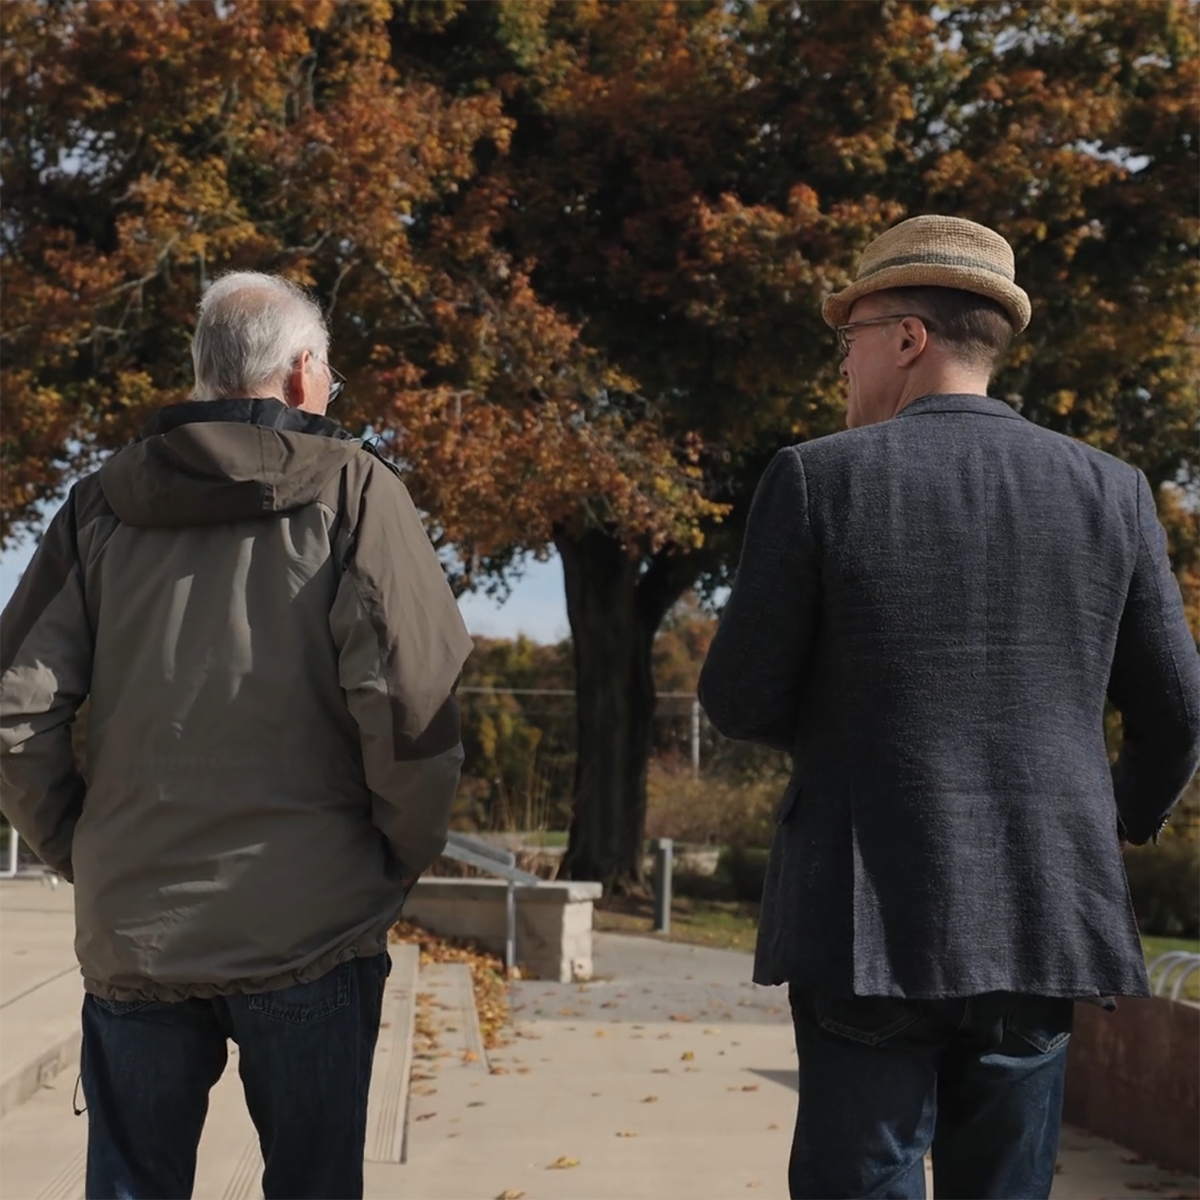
[[698, 447, 819, 753], [0, 490, 92, 880], [1107, 470, 1200, 844], [328, 462, 475, 884]]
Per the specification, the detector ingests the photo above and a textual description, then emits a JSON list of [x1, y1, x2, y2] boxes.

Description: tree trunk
[[555, 529, 695, 893]]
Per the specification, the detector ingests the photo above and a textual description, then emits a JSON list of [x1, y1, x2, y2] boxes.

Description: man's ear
[[283, 354, 307, 409], [897, 318, 927, 364]]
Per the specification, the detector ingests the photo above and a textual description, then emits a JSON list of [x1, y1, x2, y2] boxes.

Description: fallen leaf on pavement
[[670, 1014, 694, 1023], [768, 1123, 780, 1130], [681, 1051, 696, 1061], [496, 1190, 525, 1199], [414, 1113, 437, 1121], [490, 1066, 510, 1075], [467, 1101, 485, 1107], [642, 1095, 658, 1103], [742, 1085, 759, 1092], [517, 1067, 532, 1074], [547, 1156, 580, 1169], [652, 1068, 671, 1074], [616, 1130, 638, 1138], [595, 1030, 608, 1038], [462, 1050, 480, 1064]]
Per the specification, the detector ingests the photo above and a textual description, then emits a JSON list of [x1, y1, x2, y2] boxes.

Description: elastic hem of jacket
[[81, 927, 390, 1003]]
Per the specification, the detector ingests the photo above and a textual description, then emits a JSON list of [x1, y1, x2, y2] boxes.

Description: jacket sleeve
[[1107, 471, 1200, 844], [329, 463, 475, 884], [0, 491, 92, 880], [698, 447, 819, 753]]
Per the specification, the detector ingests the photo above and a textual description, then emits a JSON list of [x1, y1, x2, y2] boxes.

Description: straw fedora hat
[[822, 215, 1031, 333]]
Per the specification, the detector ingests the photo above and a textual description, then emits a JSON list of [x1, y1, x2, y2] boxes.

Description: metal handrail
[[439, 832, 540, 975], [1147, 951, 1200, 1000]]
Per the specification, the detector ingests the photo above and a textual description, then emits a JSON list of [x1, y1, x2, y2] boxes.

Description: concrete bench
[[403, 877, 603, 983]]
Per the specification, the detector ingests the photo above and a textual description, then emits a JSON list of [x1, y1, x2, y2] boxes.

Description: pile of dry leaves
[[389, 918, 513, 1048]]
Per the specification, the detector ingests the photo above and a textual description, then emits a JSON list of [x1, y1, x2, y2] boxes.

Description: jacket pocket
[[247, 960, 353, 1026]]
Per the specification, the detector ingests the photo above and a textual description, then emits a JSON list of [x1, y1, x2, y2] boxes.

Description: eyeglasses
[[325, 362, 346, 405], [835, 313, 935, 357]]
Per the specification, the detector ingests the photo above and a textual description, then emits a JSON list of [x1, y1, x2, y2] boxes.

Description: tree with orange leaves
[[2, 0, 1195, 890]]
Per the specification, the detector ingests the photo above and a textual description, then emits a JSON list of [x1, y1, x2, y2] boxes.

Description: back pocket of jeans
[[91, 996, 155, 1017], [247, 961, 353, 1026], [1006, 995, 1074, 1054], [812, 994, 923, 1046]]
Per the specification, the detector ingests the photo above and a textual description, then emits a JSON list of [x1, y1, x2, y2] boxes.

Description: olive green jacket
[[0, 400, 473, 1000]]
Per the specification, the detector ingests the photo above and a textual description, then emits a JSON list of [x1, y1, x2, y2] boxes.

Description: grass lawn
[[594, 893, 760, 952], [595, 898, 1200, 1001], [520, 830, 569, 848]]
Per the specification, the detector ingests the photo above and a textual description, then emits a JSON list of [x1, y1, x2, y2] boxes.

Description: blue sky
[[0, 532, 571, 644]]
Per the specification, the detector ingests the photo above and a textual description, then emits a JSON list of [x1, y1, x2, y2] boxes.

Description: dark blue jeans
[[788, 988, 1073, 1200], [81, 953, 390, 1200]]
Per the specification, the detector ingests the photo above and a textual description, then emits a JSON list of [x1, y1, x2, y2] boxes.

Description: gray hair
[[191, 272, 329, 401]]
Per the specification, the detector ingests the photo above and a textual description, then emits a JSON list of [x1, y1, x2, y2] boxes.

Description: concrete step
[[365, 943, 420, 1165], [0, 881, 82, 1120], [0, 1065, 85, 1199], [416, 962, 487, 1069], [0, 967, 82, 1119]]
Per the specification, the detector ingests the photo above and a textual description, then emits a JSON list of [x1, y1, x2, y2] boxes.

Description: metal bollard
[[651, 837, 673, 934], [3, 826, 18, 879]]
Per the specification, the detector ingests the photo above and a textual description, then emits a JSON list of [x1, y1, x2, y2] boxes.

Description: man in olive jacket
[[699, 217, 1200, 1200], [0, 272, 474, 1200]]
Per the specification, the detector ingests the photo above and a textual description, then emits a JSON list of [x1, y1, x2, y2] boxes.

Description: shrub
[[721, 845, 771, 902], [1123, 838, 1200, 939], [645, 758, 784, 848]]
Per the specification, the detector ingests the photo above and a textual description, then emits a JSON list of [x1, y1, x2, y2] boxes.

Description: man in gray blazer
[[698, 215, 1200, 1200]]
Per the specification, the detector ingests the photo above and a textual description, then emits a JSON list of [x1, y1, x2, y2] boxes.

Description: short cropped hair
[[191, 272, 329, 401], [878, 286, 1015, 374]]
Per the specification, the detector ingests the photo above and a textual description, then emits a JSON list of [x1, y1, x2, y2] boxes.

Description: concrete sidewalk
[[389, 934, 1200, 1200], [1, 881, 1197, 1200]]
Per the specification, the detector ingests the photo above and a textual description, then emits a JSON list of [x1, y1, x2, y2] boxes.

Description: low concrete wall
[[403, 878, 603, 984], [1063, 997, 1199, 1175]]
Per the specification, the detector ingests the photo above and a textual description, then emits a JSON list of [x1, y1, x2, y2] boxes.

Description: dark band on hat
[[858, 252, 1012, 280]]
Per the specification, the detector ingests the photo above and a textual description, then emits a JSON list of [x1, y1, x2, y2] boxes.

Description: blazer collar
[[897, 393, 1024, 421]]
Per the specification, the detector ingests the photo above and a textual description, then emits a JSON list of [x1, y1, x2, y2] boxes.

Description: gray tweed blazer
[[698, 394, 1200, 999]]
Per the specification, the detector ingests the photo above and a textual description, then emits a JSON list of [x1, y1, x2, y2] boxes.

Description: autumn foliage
[[3, 1, 1196, 886]]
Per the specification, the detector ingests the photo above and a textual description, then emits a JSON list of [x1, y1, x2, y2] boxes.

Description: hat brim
[[822, 263, 1031, 333]]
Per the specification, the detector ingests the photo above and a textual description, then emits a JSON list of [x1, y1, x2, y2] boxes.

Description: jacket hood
[[99, 399, 363, 528]]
